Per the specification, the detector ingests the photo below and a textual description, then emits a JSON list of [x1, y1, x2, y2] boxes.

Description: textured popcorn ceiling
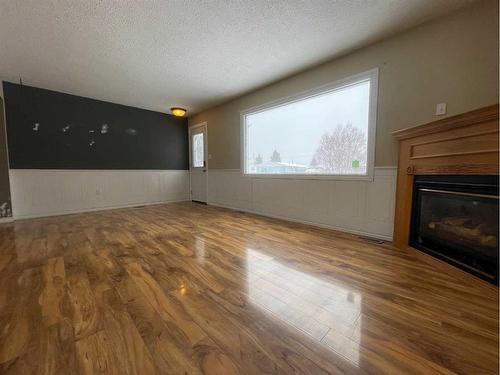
[[0, 0, 477, 114]]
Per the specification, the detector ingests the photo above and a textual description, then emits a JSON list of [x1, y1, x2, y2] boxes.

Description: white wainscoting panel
[[207, 167, 397, 240], [10, 169, 189, 219]]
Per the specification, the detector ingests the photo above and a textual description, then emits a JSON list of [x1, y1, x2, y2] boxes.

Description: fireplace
[[410, 175, 499, 285], [392, 105, 499, 289]]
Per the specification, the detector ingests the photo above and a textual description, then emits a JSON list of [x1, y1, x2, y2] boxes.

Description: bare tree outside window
[[312, 123, 367, 174], [270, 149, 281, 162]]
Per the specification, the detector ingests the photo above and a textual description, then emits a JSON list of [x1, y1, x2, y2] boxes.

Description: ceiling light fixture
[[171, 107, 187, 117]]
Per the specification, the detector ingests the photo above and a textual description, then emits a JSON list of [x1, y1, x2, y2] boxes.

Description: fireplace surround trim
[[392, 104, 499, 292]]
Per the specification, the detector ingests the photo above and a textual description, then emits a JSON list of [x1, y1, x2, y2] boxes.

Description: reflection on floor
[[0, 201, 498, 374], [247, 249, 361, 365]]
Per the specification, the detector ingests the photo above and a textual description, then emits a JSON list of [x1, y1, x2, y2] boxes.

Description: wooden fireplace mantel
[[392, 104, 499, 289]]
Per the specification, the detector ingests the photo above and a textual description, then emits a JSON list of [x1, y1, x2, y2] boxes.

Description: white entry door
[[189, 123, 208, 203]]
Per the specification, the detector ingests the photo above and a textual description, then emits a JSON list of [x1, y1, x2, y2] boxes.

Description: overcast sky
[[246, 80, 370, 165]]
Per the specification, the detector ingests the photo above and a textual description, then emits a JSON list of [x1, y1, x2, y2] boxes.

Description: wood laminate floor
[[0, 202, 498, 374]]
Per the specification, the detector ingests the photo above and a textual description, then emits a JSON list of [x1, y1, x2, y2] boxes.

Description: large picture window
[[242, 69, 378, 178]]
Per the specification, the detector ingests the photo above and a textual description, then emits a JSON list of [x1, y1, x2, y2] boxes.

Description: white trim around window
[[240, 68, 379, 180]]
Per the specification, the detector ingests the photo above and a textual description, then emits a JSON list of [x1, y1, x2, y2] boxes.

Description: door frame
[[188, 122, 208, 203]]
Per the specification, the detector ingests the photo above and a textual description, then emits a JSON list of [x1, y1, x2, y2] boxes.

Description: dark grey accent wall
[[3, 82, 188, 170], [0, 98, 12, 217]]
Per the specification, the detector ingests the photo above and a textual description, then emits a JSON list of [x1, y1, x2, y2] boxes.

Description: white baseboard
[[209, 202, 392, 241], [13, 199, 189, 220]]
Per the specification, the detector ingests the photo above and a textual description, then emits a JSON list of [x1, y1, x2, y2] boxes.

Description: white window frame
[[240, 68, 378, 181]]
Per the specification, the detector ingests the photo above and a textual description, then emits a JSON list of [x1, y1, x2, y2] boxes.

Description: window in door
[[192, 133, 204, 168]]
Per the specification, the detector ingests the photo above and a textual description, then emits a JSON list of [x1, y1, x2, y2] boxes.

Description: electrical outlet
[[436, 102, 447, 116]]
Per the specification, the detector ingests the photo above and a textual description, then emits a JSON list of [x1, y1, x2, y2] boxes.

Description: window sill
[[241, 173, 374, 181]]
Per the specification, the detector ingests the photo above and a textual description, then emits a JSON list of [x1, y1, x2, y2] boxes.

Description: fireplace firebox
[[410, 175, 499, 285]]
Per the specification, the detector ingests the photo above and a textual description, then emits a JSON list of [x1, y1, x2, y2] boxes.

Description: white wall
[[207, 167, 396, 240], [10, 167, 396, 240], [10, 169, 189, 219]]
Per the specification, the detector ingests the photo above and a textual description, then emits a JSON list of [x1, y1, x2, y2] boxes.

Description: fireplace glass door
[[411, 175, 499, 285]]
